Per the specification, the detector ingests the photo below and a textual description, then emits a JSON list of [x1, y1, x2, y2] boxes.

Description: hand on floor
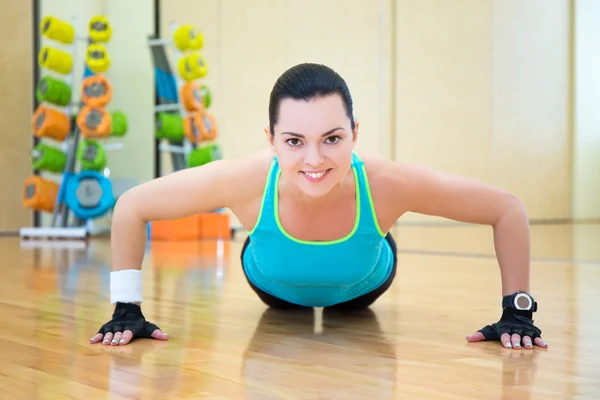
[[466, 308, 548, 349], [90, 302, 168, 346]]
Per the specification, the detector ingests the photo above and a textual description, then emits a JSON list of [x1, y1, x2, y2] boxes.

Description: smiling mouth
[[301, 169, 331, 182]]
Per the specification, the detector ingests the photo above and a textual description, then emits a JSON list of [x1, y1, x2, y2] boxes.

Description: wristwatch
[[502, 291, 537, 312]]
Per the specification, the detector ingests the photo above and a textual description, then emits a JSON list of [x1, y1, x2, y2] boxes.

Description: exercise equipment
[[180, 82, 212, 111], [156, 112, 184, 141], [85, 43, 111, 73], [40, 16, 75, 44], [198, 111, 218, 141], [110, 111, 128, 136], [77, 106, 111, 139], [201, 84, 212, 108], [77, 140, 107, 171], [64, 170, 115, 220], [81, 75, 112, 107], [32, 143, 67, 173], [180, 81, 203, 112], [184, 111, 217, 143], [184, 110, 218, 143], [173, 25, 204, 52], [39, 46, 73, 75], [32, 105, 71, 141], [187, 144, 222, 168], [89, 16, 112, 42], [178, 53, 208, 81], [36, 76, 72, 107], [22, 176, 59, 213], [22, 14, 121, 241]]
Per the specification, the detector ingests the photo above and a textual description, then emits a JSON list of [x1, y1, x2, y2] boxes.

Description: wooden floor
[[1, 223, 599, 399]]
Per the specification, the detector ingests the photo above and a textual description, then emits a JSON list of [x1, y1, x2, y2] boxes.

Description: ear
[[264, 126, 274, 147], [352, 120, 359, 144]]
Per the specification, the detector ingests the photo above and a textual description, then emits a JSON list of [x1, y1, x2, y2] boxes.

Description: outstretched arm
[[391, 163, 530, 296], [377, 159, 546, 349], [91, 150, 271, 346]]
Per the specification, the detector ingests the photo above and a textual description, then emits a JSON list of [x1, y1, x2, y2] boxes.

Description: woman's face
[[268, 94, 358, 199]]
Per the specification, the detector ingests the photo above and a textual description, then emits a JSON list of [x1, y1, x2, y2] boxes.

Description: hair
[[268, 63, 355, 136]]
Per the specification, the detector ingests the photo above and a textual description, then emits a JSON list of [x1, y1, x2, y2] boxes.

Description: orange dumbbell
[[32, 104, 71, 141], [77, 106, 111, 139], [81, 75, 112, 107], [22, 175, 60, 212]]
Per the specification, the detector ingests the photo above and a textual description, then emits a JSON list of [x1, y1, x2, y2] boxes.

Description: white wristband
[[110, 269, 143, 304]]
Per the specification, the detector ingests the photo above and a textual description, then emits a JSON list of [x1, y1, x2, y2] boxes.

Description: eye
[[286, 138, 302, 147], [325, 135, 341, 144]]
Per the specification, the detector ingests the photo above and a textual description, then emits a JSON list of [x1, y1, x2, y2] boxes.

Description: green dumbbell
[[77, 139, 107, 171], [31, 142, 67, 173], [156, 112, 184, 141], [110, 111, 128, 137], [36, 76, 71, 107], [187, 143, 222, 168]]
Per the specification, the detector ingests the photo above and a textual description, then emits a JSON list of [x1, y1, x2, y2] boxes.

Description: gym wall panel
[[572, 0, 600, 220], [103, 0, 156, 185], [490, 0, 572, 220], [395, 0, 572, 221], [394, 0, 494, 220], [0, 1, 33, 232]]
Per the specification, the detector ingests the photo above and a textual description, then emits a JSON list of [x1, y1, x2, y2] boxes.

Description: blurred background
[[0, 0, 598, 233]]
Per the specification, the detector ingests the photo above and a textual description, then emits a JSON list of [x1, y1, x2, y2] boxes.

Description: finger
[[90, 333, 104, 344], [151, 329, 169, 340], [511, 333, 522, 349], [501, 333, 512, 348], [466, 332, 486, 342], [111, 332, 123, 346], [119, 330, 134, 346], [103, 332, 114, 345], [522, 336, 533, 349], [534, 337, 548, 348]]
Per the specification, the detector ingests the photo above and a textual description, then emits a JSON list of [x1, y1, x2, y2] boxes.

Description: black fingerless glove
[[97, 302, 160, 339], [478, 308, 542, 341]]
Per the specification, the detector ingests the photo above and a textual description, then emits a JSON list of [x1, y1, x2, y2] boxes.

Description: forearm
[[492, 198, 531, 296]]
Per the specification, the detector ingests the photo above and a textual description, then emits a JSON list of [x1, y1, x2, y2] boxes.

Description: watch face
[[515, 293, 532, 310]]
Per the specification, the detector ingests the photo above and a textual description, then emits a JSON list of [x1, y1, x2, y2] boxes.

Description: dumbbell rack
[[20, 15, 125, 240], [148, 22, 219, 175]]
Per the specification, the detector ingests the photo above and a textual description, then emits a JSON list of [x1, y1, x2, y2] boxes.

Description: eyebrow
[[280, 127, 345, 138]]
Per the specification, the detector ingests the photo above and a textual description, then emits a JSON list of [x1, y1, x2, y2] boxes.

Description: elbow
[[112, 189, 144, 223], [495, 192, 528, 226]]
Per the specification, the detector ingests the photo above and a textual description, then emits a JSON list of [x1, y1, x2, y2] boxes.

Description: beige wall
[[572, 0, 600, 220], [0, 1, 33, 232], [396, 0, 572, 221]]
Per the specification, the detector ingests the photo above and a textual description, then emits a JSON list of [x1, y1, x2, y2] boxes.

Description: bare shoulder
[[356, 150, 520, 225]]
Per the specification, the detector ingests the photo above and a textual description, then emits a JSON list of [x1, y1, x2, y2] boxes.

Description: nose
[[304, 145, 324, 168]]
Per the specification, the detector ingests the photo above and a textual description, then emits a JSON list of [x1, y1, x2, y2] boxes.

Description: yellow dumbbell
[[40, 16, 75, 44], [177, 53, 208, 81], [85, 43, 111, 73], [39, 46, 73, 75], [89, 16, 112, 42], [173, 25, 204, 52]]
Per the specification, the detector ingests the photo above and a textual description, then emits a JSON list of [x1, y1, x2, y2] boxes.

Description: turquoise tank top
[[242, 151, 395, 307]]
